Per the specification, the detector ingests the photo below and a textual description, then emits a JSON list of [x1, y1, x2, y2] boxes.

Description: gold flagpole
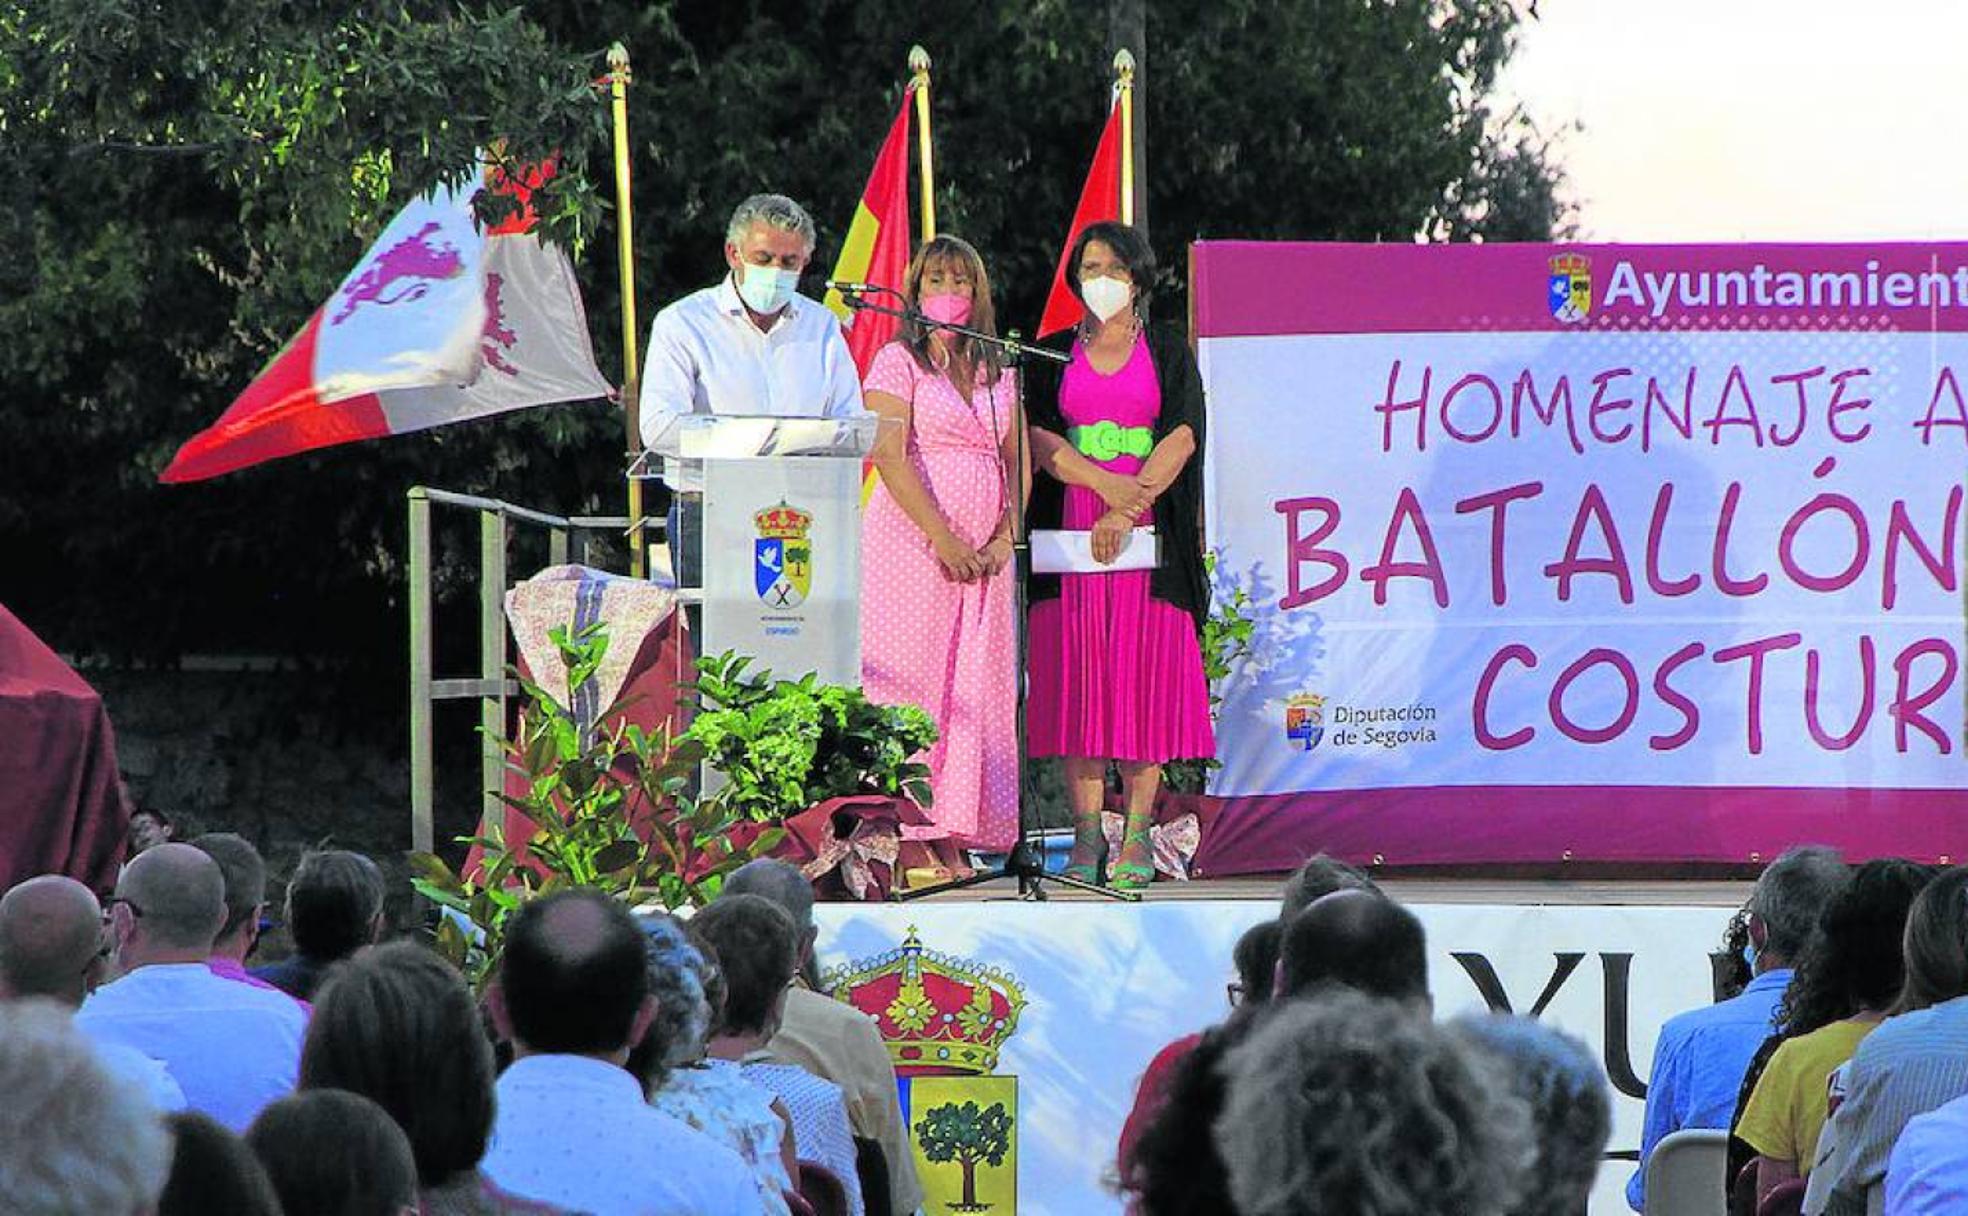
[[607, 42, 646, 579], [910, 46, 936, 240], [1115, 49, 1136, 227]]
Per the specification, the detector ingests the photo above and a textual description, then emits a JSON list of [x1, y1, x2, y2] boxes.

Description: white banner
[[812, 898, 1737, 1216]]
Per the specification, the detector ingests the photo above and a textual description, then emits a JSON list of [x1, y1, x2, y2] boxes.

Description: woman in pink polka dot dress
[[859, 236, 1022, 882]]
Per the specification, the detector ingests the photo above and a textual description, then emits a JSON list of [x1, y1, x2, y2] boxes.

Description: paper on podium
[[1029, 528, 1159, 573], [636, 414, 885, 464]]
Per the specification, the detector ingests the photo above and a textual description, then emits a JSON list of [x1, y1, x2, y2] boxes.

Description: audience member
[[301, 941, 565, 1215], [1735, 859, 1935, 1200], [0, 873, 184, 1110], [482, 889, 760, 1215], [1452, 1013, 1613, 1216], [0, 999, 173, 1216], [1117, 917, 1282, 1203], [189, 832, 301, 1003], [77, 843, 307, 1131], [1883, 1089, 1968, 1213], [1277, 852, 1380, 918], [1804, 866, 1968, 1216], [724, 858, 921, 1216], [247, 1088, 419, 1216], [692, 892, 866, 1216], [1215, 990, 1534, 1216], [1628, 844, 1848, 1211], [1276, 888, 1429, 1004], [635, 912, 796, 1215], [157, 1110, 283, 1216], [130, 806, 177, 855], [254, 849, 387, 1000]]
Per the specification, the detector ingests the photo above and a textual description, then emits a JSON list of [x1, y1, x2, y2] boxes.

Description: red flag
[[824, 94, 914, 375], [1037, 98, 1123, 338], [161, 165, 609, 483]]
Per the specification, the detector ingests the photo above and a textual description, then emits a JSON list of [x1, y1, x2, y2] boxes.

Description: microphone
[[825, 280, 902, 297]]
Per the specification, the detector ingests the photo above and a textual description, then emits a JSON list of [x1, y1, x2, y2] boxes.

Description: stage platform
[[896, 873, 1755, 906]]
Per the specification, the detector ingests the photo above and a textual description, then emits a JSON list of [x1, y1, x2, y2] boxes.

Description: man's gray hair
[[1749, 845, 1849, 960], [726, 193, 816, 251], [1215, 990, 1534, 1216], [719, 858, 814, 935], [0, 1000, 172, 1214], [1448, 1013, 1610, 1216]]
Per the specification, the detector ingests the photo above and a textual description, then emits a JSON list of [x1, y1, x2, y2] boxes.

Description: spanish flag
[[1037, 96, 1123, 338], [824, 92, 915, 376]]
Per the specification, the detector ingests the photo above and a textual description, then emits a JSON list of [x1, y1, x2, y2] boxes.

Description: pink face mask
[[919, 293, 974, 327]]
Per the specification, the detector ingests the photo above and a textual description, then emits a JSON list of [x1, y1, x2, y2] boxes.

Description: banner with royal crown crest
[[702, 455, 864, 686]]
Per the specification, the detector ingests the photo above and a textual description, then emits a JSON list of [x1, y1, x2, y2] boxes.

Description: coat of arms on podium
[[754, 502, 813, 608], [824, 928, 1028, 1214]]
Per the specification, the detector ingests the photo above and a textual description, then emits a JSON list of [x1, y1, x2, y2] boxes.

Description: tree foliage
[[0, 0, 1568, 665]]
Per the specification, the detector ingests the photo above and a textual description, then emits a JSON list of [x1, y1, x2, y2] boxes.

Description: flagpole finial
[[908, 45, 931, 82], [608, 42, 630, 81], [1113, 48, 1136, 81]]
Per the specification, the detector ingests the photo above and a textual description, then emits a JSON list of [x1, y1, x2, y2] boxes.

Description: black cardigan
[[1023, 323, 1209, 631]]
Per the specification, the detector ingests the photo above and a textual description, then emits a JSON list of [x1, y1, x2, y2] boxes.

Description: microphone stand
[[840, 292, 1136, 903]]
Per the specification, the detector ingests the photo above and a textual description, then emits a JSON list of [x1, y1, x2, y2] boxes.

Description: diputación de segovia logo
[[1548, 252, 1592, 325], [1285, 692, 1327, 751]]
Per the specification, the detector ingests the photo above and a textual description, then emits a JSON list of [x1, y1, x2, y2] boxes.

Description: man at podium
[[639, 193, 867, 592]]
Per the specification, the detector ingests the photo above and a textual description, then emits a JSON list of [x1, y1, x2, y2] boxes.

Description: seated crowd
[[4, 828, 1966, 1216]]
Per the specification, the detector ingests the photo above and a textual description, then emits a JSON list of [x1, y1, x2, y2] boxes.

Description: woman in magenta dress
[[1026, 222, 1213, 891], [860, 236, 1022, 884]]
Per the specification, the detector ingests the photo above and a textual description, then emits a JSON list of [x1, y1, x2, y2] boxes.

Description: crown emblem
[[1549, 252, 1590, 276], [754, 503, 813, 539], [822, 927, 1027, 1077]]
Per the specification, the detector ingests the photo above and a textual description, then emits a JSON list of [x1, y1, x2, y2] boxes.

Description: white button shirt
[[76, 962, 305, 1132], [1886, 1093, 1968, 1213], [482, 1053, 765, 1216], [637, 276, 866, 491]]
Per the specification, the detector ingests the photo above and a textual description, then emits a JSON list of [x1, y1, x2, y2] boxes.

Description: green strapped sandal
[[1062, 813, 1108, 885], [1109, 819, 1156, 892]]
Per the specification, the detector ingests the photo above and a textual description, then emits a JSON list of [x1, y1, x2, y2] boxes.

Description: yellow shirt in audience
[[1737, 1017, 1878, 1171]]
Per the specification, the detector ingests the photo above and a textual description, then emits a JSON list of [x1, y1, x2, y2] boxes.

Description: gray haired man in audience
[[76, 842, 307, 1131], [0, 1000, 173, 1215], [721, 858, 922, 1216]]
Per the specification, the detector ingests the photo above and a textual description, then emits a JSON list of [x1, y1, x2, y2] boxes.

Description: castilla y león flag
[[1037, 96, 1123, 339], [161, 166, 611, 483]]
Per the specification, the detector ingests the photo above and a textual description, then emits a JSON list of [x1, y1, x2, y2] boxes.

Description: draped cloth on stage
[[0, 604, 130, 893], [466, 566, 694, 878]]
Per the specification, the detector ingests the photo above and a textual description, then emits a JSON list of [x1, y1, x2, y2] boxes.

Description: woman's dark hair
[[299, 940, 494, 1187], [1896, 866, 1968, 1015], [687, 894, 797, 1037], [898, 235, 1003, 385], [1066, 220, 1157, 312], [1126, 1006, 1263, 1214], [1716, 906, 1754, 1001], [158, 1110, 283, 1216], [1232, 919, 1284, 1007], [1776, 858, 1938, 1035], [246, 1089, 418, 1216]]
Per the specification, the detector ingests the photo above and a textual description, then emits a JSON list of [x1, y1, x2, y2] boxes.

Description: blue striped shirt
[[1805, 994, 1968, 1216]]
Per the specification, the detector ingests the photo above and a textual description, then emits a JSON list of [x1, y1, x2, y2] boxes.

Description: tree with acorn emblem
[[915, 1100, 1012, 1212]]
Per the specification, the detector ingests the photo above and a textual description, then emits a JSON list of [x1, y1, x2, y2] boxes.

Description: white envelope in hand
[[1029, 528, 1159, 573]]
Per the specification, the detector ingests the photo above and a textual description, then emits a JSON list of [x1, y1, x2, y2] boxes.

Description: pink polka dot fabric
[[859, 341, 1019, 850]]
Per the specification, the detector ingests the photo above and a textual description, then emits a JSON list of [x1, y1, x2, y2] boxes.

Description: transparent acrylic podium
[[631, 414, 889, 686]]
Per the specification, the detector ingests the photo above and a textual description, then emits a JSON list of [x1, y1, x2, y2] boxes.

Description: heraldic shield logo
[[1285, 692, 1327, 751], [753, 502, 814, 609], [826, 928, 1027, 1214], [1548, 252, 1592, 325]]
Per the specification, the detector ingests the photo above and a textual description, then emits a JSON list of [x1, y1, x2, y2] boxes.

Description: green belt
[[1068, 421, 1154, 462]]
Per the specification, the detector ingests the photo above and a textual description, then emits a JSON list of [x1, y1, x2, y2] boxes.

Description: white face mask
[[1081, 274, 1133, 323], [736, 264, 799, 315]]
